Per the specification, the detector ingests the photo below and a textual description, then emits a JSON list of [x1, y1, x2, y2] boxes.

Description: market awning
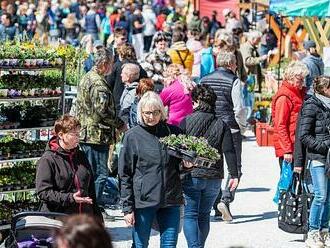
[[269, 0, 330, 17]]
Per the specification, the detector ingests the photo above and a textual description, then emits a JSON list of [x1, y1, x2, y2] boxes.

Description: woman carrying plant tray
[[179, 85, 239, 248], [118, 91, 192, 248]]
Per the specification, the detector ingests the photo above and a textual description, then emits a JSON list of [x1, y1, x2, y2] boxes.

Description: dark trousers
[[80, 143, 109, 206], [213, 132, 242, 210], [144, 35, 153, 52]]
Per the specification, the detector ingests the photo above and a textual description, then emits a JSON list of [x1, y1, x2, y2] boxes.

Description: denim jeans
[[133, 206, 180, 248], [309, 161, 330, 231], [183, 176, 221, 248], [80, 143, 109, 206], [213, 132, 242, 210]]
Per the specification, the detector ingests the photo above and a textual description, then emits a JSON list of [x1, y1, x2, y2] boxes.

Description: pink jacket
[[160, 80, 193, 126]]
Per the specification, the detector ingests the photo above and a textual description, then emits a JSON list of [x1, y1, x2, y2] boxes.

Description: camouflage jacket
[[76, 68, 122, 145]]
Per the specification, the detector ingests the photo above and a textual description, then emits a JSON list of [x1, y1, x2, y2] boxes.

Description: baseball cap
[[303, 40, 316, 50]]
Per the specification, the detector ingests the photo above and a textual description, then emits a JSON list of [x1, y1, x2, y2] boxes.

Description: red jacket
[[271, 81, 305, 157]]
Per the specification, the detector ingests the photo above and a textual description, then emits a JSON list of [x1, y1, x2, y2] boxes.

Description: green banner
[[270, 0, 330, 17]]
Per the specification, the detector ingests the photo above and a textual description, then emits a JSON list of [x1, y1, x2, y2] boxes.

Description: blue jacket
[[200, 47, 215, 78], [302, 54, 324, 94]]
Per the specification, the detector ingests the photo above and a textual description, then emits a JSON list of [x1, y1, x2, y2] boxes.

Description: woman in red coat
[[271, 61, 308, 170]]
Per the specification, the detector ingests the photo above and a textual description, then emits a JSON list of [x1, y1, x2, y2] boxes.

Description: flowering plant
[[160, 134, 221, 161]]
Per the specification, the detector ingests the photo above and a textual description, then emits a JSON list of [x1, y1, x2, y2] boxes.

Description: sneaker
[[320, 229, 330, 247], [305, 230, 324, 248], [217, 201, 233, 222], [214, 210, 222, 221]]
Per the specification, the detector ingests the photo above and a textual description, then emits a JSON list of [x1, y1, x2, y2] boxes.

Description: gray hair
[[94, 48, 113, 68], [122, 63, 140, 82], [247, 30, 262, 42], [217, 51, 236, 68], [137, 91, 167, 126]]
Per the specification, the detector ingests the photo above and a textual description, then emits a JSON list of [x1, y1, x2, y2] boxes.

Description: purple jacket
[[160, 80, 193, 126]]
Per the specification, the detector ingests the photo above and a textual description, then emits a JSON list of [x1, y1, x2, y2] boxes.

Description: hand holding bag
[[277, 173, 313, 234], [273, 160, 294, 204]]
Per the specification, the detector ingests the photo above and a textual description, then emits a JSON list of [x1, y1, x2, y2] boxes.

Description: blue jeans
[[80, 143, 109, 206], [213, 132, 242, 210], [183, 176, 221, 248], [133, 206, 180, 248], [309, 161, 330, 231]]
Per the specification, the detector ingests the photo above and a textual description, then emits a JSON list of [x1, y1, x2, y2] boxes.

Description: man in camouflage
[[76, 47, 123, 207]]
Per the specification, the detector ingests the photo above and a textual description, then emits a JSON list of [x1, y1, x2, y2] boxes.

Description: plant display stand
[[0, 57, 65, 234]]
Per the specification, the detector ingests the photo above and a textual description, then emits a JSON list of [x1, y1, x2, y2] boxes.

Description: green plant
[[160, 135, 221, 161]]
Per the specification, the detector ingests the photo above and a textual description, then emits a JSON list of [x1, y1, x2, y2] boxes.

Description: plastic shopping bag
[[273, 160, 293, 204]]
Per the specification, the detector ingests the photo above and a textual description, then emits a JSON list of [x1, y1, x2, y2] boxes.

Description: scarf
[[315, 93, 330, 110]]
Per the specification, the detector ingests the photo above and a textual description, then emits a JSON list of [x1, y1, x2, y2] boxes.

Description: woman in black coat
[[179, 85, 238, 248], [298, 76, 330, 247], [119, 91, 188, 247], [36, 115, 102, 220]]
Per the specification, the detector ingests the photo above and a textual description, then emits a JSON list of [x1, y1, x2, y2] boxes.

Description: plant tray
[[167, 146, 197, 163], [194, 157, 217, 169], [0, 184, 35, 193]]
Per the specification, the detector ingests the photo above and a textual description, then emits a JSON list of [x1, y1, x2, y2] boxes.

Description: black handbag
[[278, 173, 313, 234]]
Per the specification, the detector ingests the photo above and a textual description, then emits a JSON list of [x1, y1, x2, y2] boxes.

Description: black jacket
[[200, 67, 239, 129], [299, 95, 330, 164], [36, 136, 102, 218], [106, 59, 147, 113], [119, 122, 184, 214], [180, 107, 238, 179]]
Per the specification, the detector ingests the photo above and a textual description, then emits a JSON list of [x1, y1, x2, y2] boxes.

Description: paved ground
[[105, 132, 306, 248]]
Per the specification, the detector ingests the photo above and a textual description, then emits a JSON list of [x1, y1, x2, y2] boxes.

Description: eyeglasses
[[142, 110, 161, 116]]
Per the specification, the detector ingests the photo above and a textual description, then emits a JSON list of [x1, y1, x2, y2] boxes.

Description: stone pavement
[[105, 133, 306, 248]]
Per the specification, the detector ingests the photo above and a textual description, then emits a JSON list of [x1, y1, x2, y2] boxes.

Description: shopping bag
[[273, 161, 293, 204], [278, 174, 313, 234]]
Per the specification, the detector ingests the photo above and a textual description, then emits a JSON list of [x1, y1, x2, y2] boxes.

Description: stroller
[[1, 212, 66, 248]]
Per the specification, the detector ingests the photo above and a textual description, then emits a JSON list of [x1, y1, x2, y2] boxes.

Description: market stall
[[0, 41, 85, 238]]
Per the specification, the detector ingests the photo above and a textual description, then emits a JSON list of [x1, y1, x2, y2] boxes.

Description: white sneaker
[[320, 229, 330, 248], [217, 202, 233, 222], [305, 230, 324, 248]]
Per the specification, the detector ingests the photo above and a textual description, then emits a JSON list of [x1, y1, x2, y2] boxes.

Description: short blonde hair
[[283, 61, 309, 82], [137, 91, 167, 125]]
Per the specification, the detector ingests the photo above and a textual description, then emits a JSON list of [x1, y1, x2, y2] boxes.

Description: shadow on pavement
[[107, 226, 158, 242], [228, 211, 277, 224], [107, 227, 132, 242], [236, 187, 271, 193]]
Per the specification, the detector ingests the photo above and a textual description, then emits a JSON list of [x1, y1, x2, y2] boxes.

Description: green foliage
[[160, 134, 221, 161]]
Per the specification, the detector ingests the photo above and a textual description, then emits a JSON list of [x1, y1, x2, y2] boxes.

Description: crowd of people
[[0, 0, 327, 247]]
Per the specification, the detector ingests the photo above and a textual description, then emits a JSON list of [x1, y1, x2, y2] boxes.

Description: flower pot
[[43, 60, 50, 66], [28, 89, 35, 96], [24, 59, 31, 67], [9, 59, 19, 67], [56, 58, 62, 66], [42, 88, 50, 96], [36, 59, 44, 66], [22, 90, 29, 97], [0, 89, 8, 97], [30, 59, 37, 67]]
